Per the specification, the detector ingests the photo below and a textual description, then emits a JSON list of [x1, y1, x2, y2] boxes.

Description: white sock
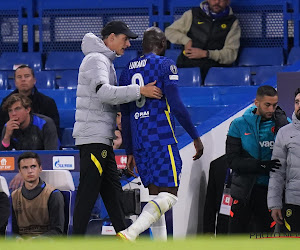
[[149, 195, 167, 241], [123, 192, 177, 240]]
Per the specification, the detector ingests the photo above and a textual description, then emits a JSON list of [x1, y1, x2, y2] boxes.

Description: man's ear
[[254, 98, 259, 107]]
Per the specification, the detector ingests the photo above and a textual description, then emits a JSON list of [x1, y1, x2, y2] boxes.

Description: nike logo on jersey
[[244, 133, 251, 135], [198, 22, 204, 24]]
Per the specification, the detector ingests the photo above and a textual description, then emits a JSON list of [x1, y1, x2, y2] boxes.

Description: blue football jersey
[[119, 53, 180, 152]]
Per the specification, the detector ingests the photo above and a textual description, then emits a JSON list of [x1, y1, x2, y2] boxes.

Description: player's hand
[[193, 137, 204, 160], [185, 47, 207, 59], [9, 172, 24, 191], [126, 155, 138, 178], [5, 118, 20, 138], [271, 209, 283, 225], [140, 81, 163, 99]]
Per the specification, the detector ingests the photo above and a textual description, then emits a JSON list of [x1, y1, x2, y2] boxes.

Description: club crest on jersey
[[170, 65, 178, 74], [134, 111, 150, 119]]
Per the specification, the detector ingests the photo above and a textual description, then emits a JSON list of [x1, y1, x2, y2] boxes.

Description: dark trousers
[[73, 143, 126, 235], [229, 185, 273, 234], [281, 204, 300, 233], [0, 192, 10, 236]]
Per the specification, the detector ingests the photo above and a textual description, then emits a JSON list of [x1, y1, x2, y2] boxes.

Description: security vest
[[12, 183, 55, 237]]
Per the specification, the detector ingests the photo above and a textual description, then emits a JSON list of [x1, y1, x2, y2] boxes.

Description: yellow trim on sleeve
[[91, 153, 103, 176], [168, 145, 178, 187], [164, 99, 178, 143], [284, 218, 291, 232]]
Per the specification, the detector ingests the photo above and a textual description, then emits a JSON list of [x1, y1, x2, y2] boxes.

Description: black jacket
[[0, 87, 60, 136], [203, 155, 229, 234]]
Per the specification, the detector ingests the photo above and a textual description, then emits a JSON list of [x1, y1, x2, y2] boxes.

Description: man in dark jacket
[[0, 65, 60, 136], [226, 85, 288, 234], [0, 94, 58, 151], [165, 0, 241, 80]]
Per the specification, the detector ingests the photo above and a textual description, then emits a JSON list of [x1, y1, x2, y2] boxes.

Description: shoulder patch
[[170, 65, 178, 74]]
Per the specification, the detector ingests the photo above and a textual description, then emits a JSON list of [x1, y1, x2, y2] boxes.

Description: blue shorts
[[133, 144, 182, 188]]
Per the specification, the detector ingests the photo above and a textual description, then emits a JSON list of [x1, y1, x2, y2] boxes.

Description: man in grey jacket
[[268, 88, 300, 232], [72, 21, 163, 235]]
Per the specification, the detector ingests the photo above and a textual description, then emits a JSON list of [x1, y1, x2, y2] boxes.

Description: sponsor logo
[[115, 155, 127, 170], [169, 75, 178, 80], [101, 150, 107, 159], [53, 156, 75, 170], [197, 21, 204, 24], [259, 141, 274, 149], [271, 126, 275, 133], [0, 157, 14, 171], [134, 111, 150, 119], [129, 59, 147, 69], [244, 133, 251, 135], [170, 65, 178, 74]]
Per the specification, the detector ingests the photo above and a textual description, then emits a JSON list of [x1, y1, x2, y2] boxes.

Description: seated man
[[0, 64, 60, 136], [12, 152, 64, 238], [0, 93, 58, 151], [165, 0, 241, 80]]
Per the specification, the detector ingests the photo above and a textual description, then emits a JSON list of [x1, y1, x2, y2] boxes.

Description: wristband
[[2, 140, 10, 148], [206, 50, 210, 58]]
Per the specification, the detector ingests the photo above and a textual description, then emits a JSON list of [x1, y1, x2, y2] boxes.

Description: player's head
[[207, 0, 230, 14], [142, 27, 167, 56], [18, 152, 42, 185], [254, 85, 278, 120], [101, 21, 138, 56]]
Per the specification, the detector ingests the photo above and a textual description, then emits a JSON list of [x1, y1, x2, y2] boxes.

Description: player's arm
[[162, 60, 203, 159]]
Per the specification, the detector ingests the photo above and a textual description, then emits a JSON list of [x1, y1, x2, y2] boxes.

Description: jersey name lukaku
[[120, 53, 179, 151]]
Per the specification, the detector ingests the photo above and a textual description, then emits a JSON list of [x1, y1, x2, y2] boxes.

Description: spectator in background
[[268, 88, 300, 233], [0, 94, 58, 151], [0, 94, 58, 190], [0, 191, 10, 236], [117, 27, 203, 241], [113, 112, 123, 149], [11, 152, 64, 239], [0, 65, 60, 137], [226, 85, 289, 234], [72, 20, 162, 235], [165, 0, 241, 80]]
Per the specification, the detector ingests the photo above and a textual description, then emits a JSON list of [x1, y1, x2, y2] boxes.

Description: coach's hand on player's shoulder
[[140, 80, 162, 99], [193, 137, 204, 160], [126, 154, 138, 178]]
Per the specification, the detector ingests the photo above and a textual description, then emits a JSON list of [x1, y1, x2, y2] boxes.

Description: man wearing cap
[[72, 20, 163, 235]]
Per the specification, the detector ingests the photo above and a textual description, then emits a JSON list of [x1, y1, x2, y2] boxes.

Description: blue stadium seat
[[252, 66, 284, 85], [35, 71, 57, 89], [61, 127, 76, 149], [40, 170, 75, 235], [178, 67, 201, 87], [0, 52, 42, 71], [58, 70, 78, 89], [238, 47, 284, 66], [165, 49, 181, 63], [0, 72, 9, 90], [45, 52, 84, 70], [114, 50, 138, 68], [287, 47, 300, 65], [204, 67, 251, 86]]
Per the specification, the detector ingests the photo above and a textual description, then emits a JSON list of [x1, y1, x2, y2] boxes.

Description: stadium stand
[[45, 52, 84, 71], [177, 67, 201, 86], [251, 66, 284, 85], [35, 71, 57, 89], [165, 49, 182, 63], [40, 170, 76, 235], [204, 67, 251, 86], [287, 47, 300, 65], [57, 70, 78, 89], [0, 72, 9, 90], [238, 47, 284, 67]]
